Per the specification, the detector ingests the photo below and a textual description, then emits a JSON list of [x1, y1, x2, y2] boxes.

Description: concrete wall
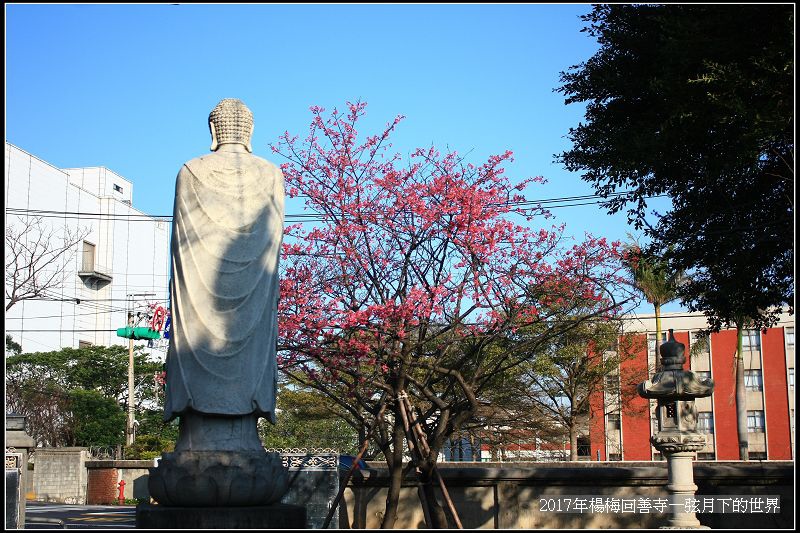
[[32, 448, 90, 504], [26, 467, 35, 499], [340, 461, 794, 529], [26, 454, 793, 528]]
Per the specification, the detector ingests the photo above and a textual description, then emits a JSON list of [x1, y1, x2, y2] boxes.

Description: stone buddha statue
[[149, 98, 287, 507]]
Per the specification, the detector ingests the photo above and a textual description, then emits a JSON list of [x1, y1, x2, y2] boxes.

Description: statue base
[[136, 502, 306, 529], [148, 450, 288, 507]]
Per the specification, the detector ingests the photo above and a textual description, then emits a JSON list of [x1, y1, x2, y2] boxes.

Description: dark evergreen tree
[[556, 4, 794, 330]]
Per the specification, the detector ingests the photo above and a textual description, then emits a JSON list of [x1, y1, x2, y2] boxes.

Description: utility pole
[[118, 292, 157, 449], [127, 311, 135, 447]]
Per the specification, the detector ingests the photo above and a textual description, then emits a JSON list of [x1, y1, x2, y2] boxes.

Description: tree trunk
[[569, 422, 578, 462], [654, 303, 662, 371], [418, 468, 448, 528], [382, 464, 403, 528], [735, 325, 748, 461], [381, 408, 407, 528]]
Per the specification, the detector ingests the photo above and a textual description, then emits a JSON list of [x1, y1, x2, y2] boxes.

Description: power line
[[34, 293, 131, 318], [8, 316, 792, 336], [5, 208, 172, 219], [9, 293, 168, 319], [24, 296, 167, 303], [4, 191, 668, 222], [5, 329, 120, 332], [10, 324, 794, 335], [7, 309, 134, 320], [6, 205, 779, 240], [24, 290, 166, 317]]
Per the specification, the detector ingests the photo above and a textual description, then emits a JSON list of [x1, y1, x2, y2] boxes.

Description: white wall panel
[[5, 143, 169, 358]]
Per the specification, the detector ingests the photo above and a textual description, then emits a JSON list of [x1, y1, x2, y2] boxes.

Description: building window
[[113, 183, 123, 193], [577, 437, 591, 457], [81, 241, 96, 271], [786, 327, 795, 347], [697, 412, 714, 434], [748, 451, 767, 460], [695, 370, 712, 383], [607, 413, 621, 431], [697, 452, 715, 460], [742, 329, 761, 351], [747, 410, 765, 433], [789, 368, 794, 391], [690, 332, 710, 355], [744, 369, 763, 391], [605, 374, 620, 394], [648, 332, 667, 354], [608, 453, 622, 461]]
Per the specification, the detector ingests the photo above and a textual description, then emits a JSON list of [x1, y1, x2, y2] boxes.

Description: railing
[[88, 446, 120, 460], [265, 448, 339, 470], [79, 261, 112, 275], [77, 262, 113, 282]]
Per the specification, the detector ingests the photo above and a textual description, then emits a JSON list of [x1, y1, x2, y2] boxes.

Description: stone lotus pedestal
[[638, 330, 714, 529], [147, 450, 288, 507], [138, 413, 305, 529]]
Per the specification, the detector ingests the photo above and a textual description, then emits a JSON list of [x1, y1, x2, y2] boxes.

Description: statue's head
[[209, 98, 254, 152]]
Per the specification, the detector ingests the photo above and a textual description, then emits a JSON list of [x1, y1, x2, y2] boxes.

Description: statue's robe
[[164, 150, 284, 423]]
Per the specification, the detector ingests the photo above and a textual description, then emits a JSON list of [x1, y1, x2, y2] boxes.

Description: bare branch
[[5, 216, 90, 310]]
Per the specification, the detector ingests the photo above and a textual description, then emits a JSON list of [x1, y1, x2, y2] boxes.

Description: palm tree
[[621, 239, 684, 370], [732, 316, 751, 460]]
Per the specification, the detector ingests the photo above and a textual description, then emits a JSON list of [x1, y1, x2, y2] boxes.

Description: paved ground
[[25, 501, 136, 529]]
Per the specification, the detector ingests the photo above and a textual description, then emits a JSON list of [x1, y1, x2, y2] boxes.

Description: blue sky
[[6, 3, 681, 314]]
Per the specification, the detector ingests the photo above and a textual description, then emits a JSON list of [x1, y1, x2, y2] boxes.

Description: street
[[25, 501, 136, 529]]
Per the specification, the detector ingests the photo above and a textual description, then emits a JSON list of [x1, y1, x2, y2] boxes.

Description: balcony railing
[[78, 261, 113, 283]]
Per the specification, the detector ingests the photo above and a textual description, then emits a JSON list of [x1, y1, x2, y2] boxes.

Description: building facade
[[591, 310, 795, 462], [5, 142, 170, 358], [444, 310, 795, 464]]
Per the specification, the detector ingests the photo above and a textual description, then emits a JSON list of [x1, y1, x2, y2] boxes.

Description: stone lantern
[[6, 413, 35, 529], [638, 329, 714, 529]]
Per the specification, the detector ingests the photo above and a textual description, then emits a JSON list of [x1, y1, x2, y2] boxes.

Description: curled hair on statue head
[[209, 98, 254, 152]]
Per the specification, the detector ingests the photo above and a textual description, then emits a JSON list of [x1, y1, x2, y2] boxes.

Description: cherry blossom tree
[[273, 102, 628, 528]]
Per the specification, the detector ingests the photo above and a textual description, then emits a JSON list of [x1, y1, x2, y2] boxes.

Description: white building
[[5, 142, 170, 358]]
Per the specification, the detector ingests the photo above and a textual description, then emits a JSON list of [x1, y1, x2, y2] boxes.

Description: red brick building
[[590, 311, 795, 461]]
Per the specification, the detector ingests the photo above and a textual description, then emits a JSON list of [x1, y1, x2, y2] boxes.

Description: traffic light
[[116, 327, 161, 340]]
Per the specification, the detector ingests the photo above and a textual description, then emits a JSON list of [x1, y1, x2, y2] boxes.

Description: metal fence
[[267, 448, 339, 529]]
